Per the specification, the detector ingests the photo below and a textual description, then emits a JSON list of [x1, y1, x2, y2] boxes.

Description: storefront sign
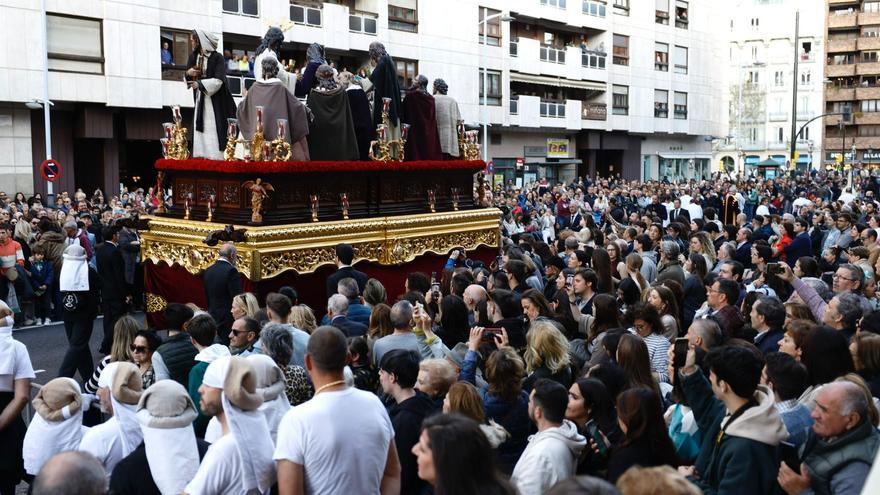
[[826, 152, 855, 162], [864, 151, 880, 162], [547, 138, 570, 158], [582, 103, 607, 121]]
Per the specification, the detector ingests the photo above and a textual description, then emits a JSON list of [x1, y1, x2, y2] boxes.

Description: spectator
[[83, 315, 139, 395], [373, 300, 421, 365], [131, 330, 160, 389], [565, 378, 621, 475], [685, 318, 722, 352], [626, 303, 670, 382], [706, 278, 746, 339], [260, 323, 314, 406], [185, 314, 230, 438], [230, 292, 260, 320], [289, 304, 318, 334], [762, 352, 813, 446], [325, 242, 369, 298], [255, 293, 310, 367], [617, 465, 700, 495], [850, 332, 880, 398], [32, 451, 107, 495], [228, 316, 260, 357], [522, 319, 572, 391], [151, 303, 197, 386], [750, 296, 786, 355], [605, 388, 679, 483], [442, 381, 510, 448], [487, 289, 527, 349], [326, 293, 368, 337], [645, 285, 681, 340], [415, 358, 457, 406]]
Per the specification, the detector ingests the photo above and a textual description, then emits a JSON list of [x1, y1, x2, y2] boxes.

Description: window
[[673, 45, 688, 74], [541, 44, 566, 64], [654, 89, 669, 118], [747, 70, 760, 84], [290, 3, 322, 27], [540, 100, 566, 118], [396, 58, 418, 90], [583, 1, 606, 17], [479, 7, 502, 46], [510, 96, 518, 115], [389, 2, 418, 33], [859, 125, 880, 136], [656, 0, 669, 24], [160, 29, 191, 81], [674, 91, 687, 119], [800, 126, 810, 140], [799, 96, 810, 116], [751, 45, 759, 62], [861, 99, 880, 112], [866, 2, 880, 13], [479, 69, 502, 106], [223, 0, 258, 16], [655, 42, 669, 71], [541, 0, 567, 8], [614, 0, 630, 13], [750, 17, 759, 30], [47, 14, 103, 74], [863, 25, 880, 38], [582, 50, 606, 69], [613, 34, 629, 65], [612, 85, 629, 115], [349, 12, 378, 34], [774, 70, 784, 86], [864, 51, 880, 63], [800, 70, 811, 85], [675, 0, 689, 29]]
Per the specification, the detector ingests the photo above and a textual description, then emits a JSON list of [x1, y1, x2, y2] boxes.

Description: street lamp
[[480, 9, 515, 163]]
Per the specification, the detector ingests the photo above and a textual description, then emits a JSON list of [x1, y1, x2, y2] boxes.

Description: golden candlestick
[[369, 98, 409, 162], [162, 106, 189, 160], [206, 195, 214, 222], [340, 193, 350, 220], [427, 189, 436, 213], [155, 171, 167, 214], [183, 193, 192, 220], [310, 194, 319, 222], [458, 123, 481, 161]]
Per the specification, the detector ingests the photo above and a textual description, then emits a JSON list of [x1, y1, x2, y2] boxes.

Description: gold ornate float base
[[141, 208, 501, 281]]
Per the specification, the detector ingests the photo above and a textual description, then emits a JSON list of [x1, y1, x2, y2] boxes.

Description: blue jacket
[[461, 350, 530, 474], [783, 233, 812, 267], [29, 260, 53, 289]]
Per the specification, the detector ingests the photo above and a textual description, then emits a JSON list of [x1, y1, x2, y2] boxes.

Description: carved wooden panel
[[220, 181, 240, 208]]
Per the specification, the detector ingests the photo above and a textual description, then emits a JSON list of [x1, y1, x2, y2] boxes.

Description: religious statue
[[295, 43, 326, 98], [187, 29, 237, 160], [237, 56, 311, 161], [433, 78, 463, 158], [401, 75, 443, 161], [337, 71, 374, 161], [364, 42, 402, 158], [254, 27, 297, 95], [242, 178, 274, 224], [306, 65, 359, 161]]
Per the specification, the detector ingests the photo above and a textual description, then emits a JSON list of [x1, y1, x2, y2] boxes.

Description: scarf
[[59, 245, 89, 291], [194, 29, 218, 55], [247, 354, 291, 441], [203, 357, 275, 493], [137, 381, 200, 495], [98, 362, 143, 457], [22, 377, 85, 475]]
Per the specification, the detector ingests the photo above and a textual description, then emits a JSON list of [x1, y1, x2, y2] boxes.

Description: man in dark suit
[[96, 226, 129, 354], [734, 227, 753, 270], [327, 294, 368, 337], [782, 218, 812, 267], [325, 243, 369, 298], [558, 203, 583, 232], [203, 242, 242, 345], [669, 198, 690, 224], [645, 195, 668, 223]]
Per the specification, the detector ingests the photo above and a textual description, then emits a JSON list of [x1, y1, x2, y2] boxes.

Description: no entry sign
[[40, 159, 61, 182]]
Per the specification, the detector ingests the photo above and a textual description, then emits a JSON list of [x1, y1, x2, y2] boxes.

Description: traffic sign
[[40, 159, 61, 182]]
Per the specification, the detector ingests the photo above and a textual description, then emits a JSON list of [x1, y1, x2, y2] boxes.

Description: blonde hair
[[232, 292, 260, 318], [290, 304, 317, 333], [524, 320, 571, 374], [111, 315, 141, 362], [617, 466, 701, 495], [418, 359, 458, 397], [690, 231, 717, 266]]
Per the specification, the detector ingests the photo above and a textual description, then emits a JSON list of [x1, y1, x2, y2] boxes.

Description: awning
[[797, 155, 810, 164], [510, 72, 606, 91], [770, 155, 786, 164], [757, 158, 782, 167], [525, 159, 583, 166], [745, 155, 760, 165]]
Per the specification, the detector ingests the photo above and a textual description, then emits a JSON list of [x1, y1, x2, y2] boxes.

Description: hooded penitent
[[100, 361, 144, 457], [59, 244, 89, 292], [23, 377, 86, 476], [202, 356, 275, 493], [189, 29, 236, 158], [137, 380, 200, 495], [247, 354, 291, 442]]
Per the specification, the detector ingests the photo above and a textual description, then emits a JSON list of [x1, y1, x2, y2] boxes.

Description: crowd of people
[[3, 167, 880, 494]]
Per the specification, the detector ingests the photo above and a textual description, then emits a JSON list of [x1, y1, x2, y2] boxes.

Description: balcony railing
[[349, 13, 378, 35], [540, 45, 566, 64], [510, 41, 518, 57], [769, 111, 789, 122], [540, 101, 566, 118], [510, 98, 518, 115], [582, 51, 606, 69]]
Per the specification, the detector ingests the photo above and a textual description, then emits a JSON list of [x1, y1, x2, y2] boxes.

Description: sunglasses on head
[[130, 345, 148, 353]]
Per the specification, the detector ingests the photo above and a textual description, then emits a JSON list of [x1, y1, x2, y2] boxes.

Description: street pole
[[788, 10, 799, 174], [41, 0, 53, 200], [841, 119, 846, 175], [481, 7, 489, 163]]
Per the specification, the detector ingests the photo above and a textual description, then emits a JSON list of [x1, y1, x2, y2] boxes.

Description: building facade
[[0, 0, 725, 196], [714, 0, 825, 177], [824, 0, 880, 171]]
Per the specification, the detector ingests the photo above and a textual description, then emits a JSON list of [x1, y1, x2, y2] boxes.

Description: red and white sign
[[40, 159, 61, 182]]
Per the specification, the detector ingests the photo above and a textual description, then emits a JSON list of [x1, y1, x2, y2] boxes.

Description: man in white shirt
[[275, 326, 401, 495], [79, 362, 143, 478], [511, 379, 586, 495], [185, 356, 275, 495]]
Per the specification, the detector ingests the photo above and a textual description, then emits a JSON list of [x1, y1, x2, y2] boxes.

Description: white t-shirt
[[185, 433, 250, 495], [0, 340, 35, 391], [79, 418, 124, 478], [274, 387, 394, 495]]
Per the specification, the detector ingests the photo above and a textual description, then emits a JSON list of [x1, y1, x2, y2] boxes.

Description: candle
[[382, 97, 391, 113], [378, 125, 386, 140], [162, 123, 173, 139], [276, 119, 287, 139], [262, 142, 271, 160], [227, 118, 238, 139], [172, 106, 182, 124], [401, 124, 411, 141], [160, 138, 169, 158], [256, 106, 263, 127]]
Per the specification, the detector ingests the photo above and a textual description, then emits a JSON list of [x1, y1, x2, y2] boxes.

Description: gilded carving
[[145, 292, 168, 313]]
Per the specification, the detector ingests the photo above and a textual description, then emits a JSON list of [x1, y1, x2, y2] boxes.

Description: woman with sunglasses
[[131, 330, 162, 389]]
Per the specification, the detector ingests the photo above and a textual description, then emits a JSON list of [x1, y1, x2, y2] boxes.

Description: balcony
[[581, 51, 607, 70], [508, 37, 608, 82], [825, 115, 847, 126], [860, 11, 880, 25], [348, 12, 378, 35], [826, 136, 880, 149], [797, 110, 813, 121], [857, 61, 880, 75], [827, 38, 857, 53], [769, 111, 789, 122], [540, 100, 566, 118], [855, 112, 880, 124], [768, 141, 788, 150], [856, 86, 880, 99], [510, 41, 518, 57], [540, 45, 567, 64], [858, 36, 880, 50], [828, 12, 858, 29], [826, 87, 856, 101], [800, 52, 815, 63], [827, 64, 857, 77], [829, 0, 859, 5]]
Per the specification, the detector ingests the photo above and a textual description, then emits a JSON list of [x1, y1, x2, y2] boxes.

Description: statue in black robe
[[306, 65, 359, 161], [186, 29, 236, 159], [294, 43, 326, 98], [366, 42, 401, 129], [338, 71, 374, 161], [401, 75, 443, 161]]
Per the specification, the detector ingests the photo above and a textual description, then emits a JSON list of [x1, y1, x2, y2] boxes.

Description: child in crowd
[[29, 247, 53, 325]]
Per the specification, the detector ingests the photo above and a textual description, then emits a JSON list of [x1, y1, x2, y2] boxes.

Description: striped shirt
[[630, 329, 671, 383], [0, 238, 24, 273]]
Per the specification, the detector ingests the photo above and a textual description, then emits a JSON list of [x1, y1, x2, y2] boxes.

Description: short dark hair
[[795, 218, 809, 230], [135, 330, 162, 352], [506, 259, 529, 283], [266, 293, 292, 319], [335, 243, 355, 265], [764, 352, 809, 401], [240, 316, 261, 336], [635, 234, 652, 251], [100, 225, 119, 241], [488, 289, 522, 319], [379, 349, 421, 389], [307, 326, 349, 371], [716, 278, 740, 306], [278, 286, 298, 305], [753, 243, 773, 263], [406, 272, 431, 294], [531, 378, 569, 424], [575, 268, 598, 289], [164, 303, 194, 331], [185, 314, 217, 347], [755, 296, 785, 329], [704, 346, 763, 398], [723, 260, 744, 281]]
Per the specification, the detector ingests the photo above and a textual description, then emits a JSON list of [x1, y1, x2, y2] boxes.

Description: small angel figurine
[[242, 178, 274, 224]]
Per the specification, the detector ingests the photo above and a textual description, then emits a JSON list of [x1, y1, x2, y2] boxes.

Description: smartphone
[[767, 262, 782, 275], [566, 273, 574, 288], [481, 327, 503, 343], [779, 441, 800, 472], [495, 255, 503, 269], [585, 420, 609, 457], [673, 338, 689, 368]]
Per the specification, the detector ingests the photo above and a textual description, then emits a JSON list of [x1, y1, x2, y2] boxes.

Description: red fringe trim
[[155, 158, 486, 174]]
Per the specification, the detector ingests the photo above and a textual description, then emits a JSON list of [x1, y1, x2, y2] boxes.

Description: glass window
[[583, 1, 606, 17], [349, 13, 378, 34], [396, 59, 418, 91], [655, 42, 669, 71], [674, 91, 687, 119], [479, 70, 502, 106], [613, 85, 629, 115], [47, 14, 103, 74], [160, 29, 191, 81], [389, 4, 418, 33], [479, 7, 502, 46], [675, 0, 689, 29], [656, 0, 669, 24], [654, 89, 669, 118], [223, 0, 258, 16], [613, 34, 629, 66], [673, 45, 688, 74], [290, 4, 322, 27]]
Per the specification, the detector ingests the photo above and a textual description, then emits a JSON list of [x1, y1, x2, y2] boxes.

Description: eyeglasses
[[130, 345, 148, 353], [229, 329, 249, 336], [832, 274, 859, 282]]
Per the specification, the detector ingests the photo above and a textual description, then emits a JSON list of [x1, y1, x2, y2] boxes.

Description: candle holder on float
[[458, 123, 481, 161], [369, 98, 410, 162], [427, 189, 436, 213], [155, 171, 167, 214], [251, 106, 266, 162], [451, 187, 460, 211], [340, 193, 350, 220], [224, 113, 292, 162], [162, 105, 189, 160], [310, 194, 319, 222], [183, 193, 192, 220], [271, 119, 292, 161], [206, 194, 214, 222]]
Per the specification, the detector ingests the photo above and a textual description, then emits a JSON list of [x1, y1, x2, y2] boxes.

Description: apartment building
[[824, 0, 880, 170], [714, 0, 825, 177], [0, 0, 725, 195]]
